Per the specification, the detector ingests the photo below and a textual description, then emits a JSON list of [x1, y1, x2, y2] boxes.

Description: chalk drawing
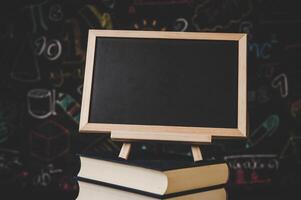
[[192, 0, 253, 31], [34, 36, 62, 61], [25, 1, 49, 33], [79, 5, 113, 29], [33, 164, 62, 187], [246, 115, 280, 148], [27, 89, 56, 119], [56, 93, 80, 124], [173, 18, 189, 32], [49, 4, 64, 22], [133, 19, 167, 31], [271, 73, 289, 98]]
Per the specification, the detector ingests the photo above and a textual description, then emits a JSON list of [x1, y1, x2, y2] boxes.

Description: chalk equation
[[225, 154, 279, 185]]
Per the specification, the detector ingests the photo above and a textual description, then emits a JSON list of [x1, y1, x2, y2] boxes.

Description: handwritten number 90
[[34, 36, 62, 61]]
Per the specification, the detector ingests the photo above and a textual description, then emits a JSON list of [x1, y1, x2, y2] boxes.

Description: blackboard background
[[89, 37, 238, 128], [0, 0, 301, 199]]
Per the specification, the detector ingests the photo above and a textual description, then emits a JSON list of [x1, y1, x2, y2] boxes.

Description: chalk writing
[[0, 149, 22, 171], [271, 73, 289, 98], [256, 86, 271, 104], [26, 1, 49, 33], [192, 0, 253, 31], [225, 154, 279, 170], [173, 18, 189, 32], [225, 154, 278, 185], [249, 42, 272, 60], [252, 43, 272, 60], [34, 36, 47, 56], [49, 4, 64, 22], [33, 164, 62, 187], [45, 39, 62, 61], [257, 63, 279, 79], [248, 87, 272, 103], [34, 36, 62, 61], [0, 149, 25, 187], [249, 34, 279, 60]]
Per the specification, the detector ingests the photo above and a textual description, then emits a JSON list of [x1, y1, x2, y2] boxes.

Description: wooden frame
[[79, 30, 247, 142]]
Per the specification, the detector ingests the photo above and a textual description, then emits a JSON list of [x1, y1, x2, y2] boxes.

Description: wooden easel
[[111, 131, 212, 162]]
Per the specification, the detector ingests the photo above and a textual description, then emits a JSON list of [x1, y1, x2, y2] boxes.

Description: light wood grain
[[79, 30, 97, 131], [118, 143, 132, 160], [237, 34, 247, 137], [191, 146, 203, 161], [89, 29, 245, 41], [82, 123, 243, 138], [111, 130, 212, 143]]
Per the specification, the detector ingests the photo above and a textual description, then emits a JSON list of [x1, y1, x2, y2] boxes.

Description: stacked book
[[77, 154, 229, 200]]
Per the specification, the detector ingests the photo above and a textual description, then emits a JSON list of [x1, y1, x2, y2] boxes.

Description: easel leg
[[191, 145, 203, 162], [119, 143, 132, 160]]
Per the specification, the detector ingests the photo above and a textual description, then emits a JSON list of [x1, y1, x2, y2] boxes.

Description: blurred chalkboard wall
[[1, 0, 301, 199]]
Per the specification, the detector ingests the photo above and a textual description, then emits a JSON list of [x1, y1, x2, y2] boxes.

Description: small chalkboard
[[80, 30, 247, 146]]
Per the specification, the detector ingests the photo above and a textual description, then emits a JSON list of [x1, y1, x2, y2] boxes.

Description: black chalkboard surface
[[90, 37, 238, 128], [80, 30, 247, 140]]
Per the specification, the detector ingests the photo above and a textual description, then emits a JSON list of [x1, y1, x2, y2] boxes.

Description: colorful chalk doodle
[[246, 115, 280, 148], [56, 93, 80, 124], [79, 5, 113, 29], [30, 120, 70, 162]]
